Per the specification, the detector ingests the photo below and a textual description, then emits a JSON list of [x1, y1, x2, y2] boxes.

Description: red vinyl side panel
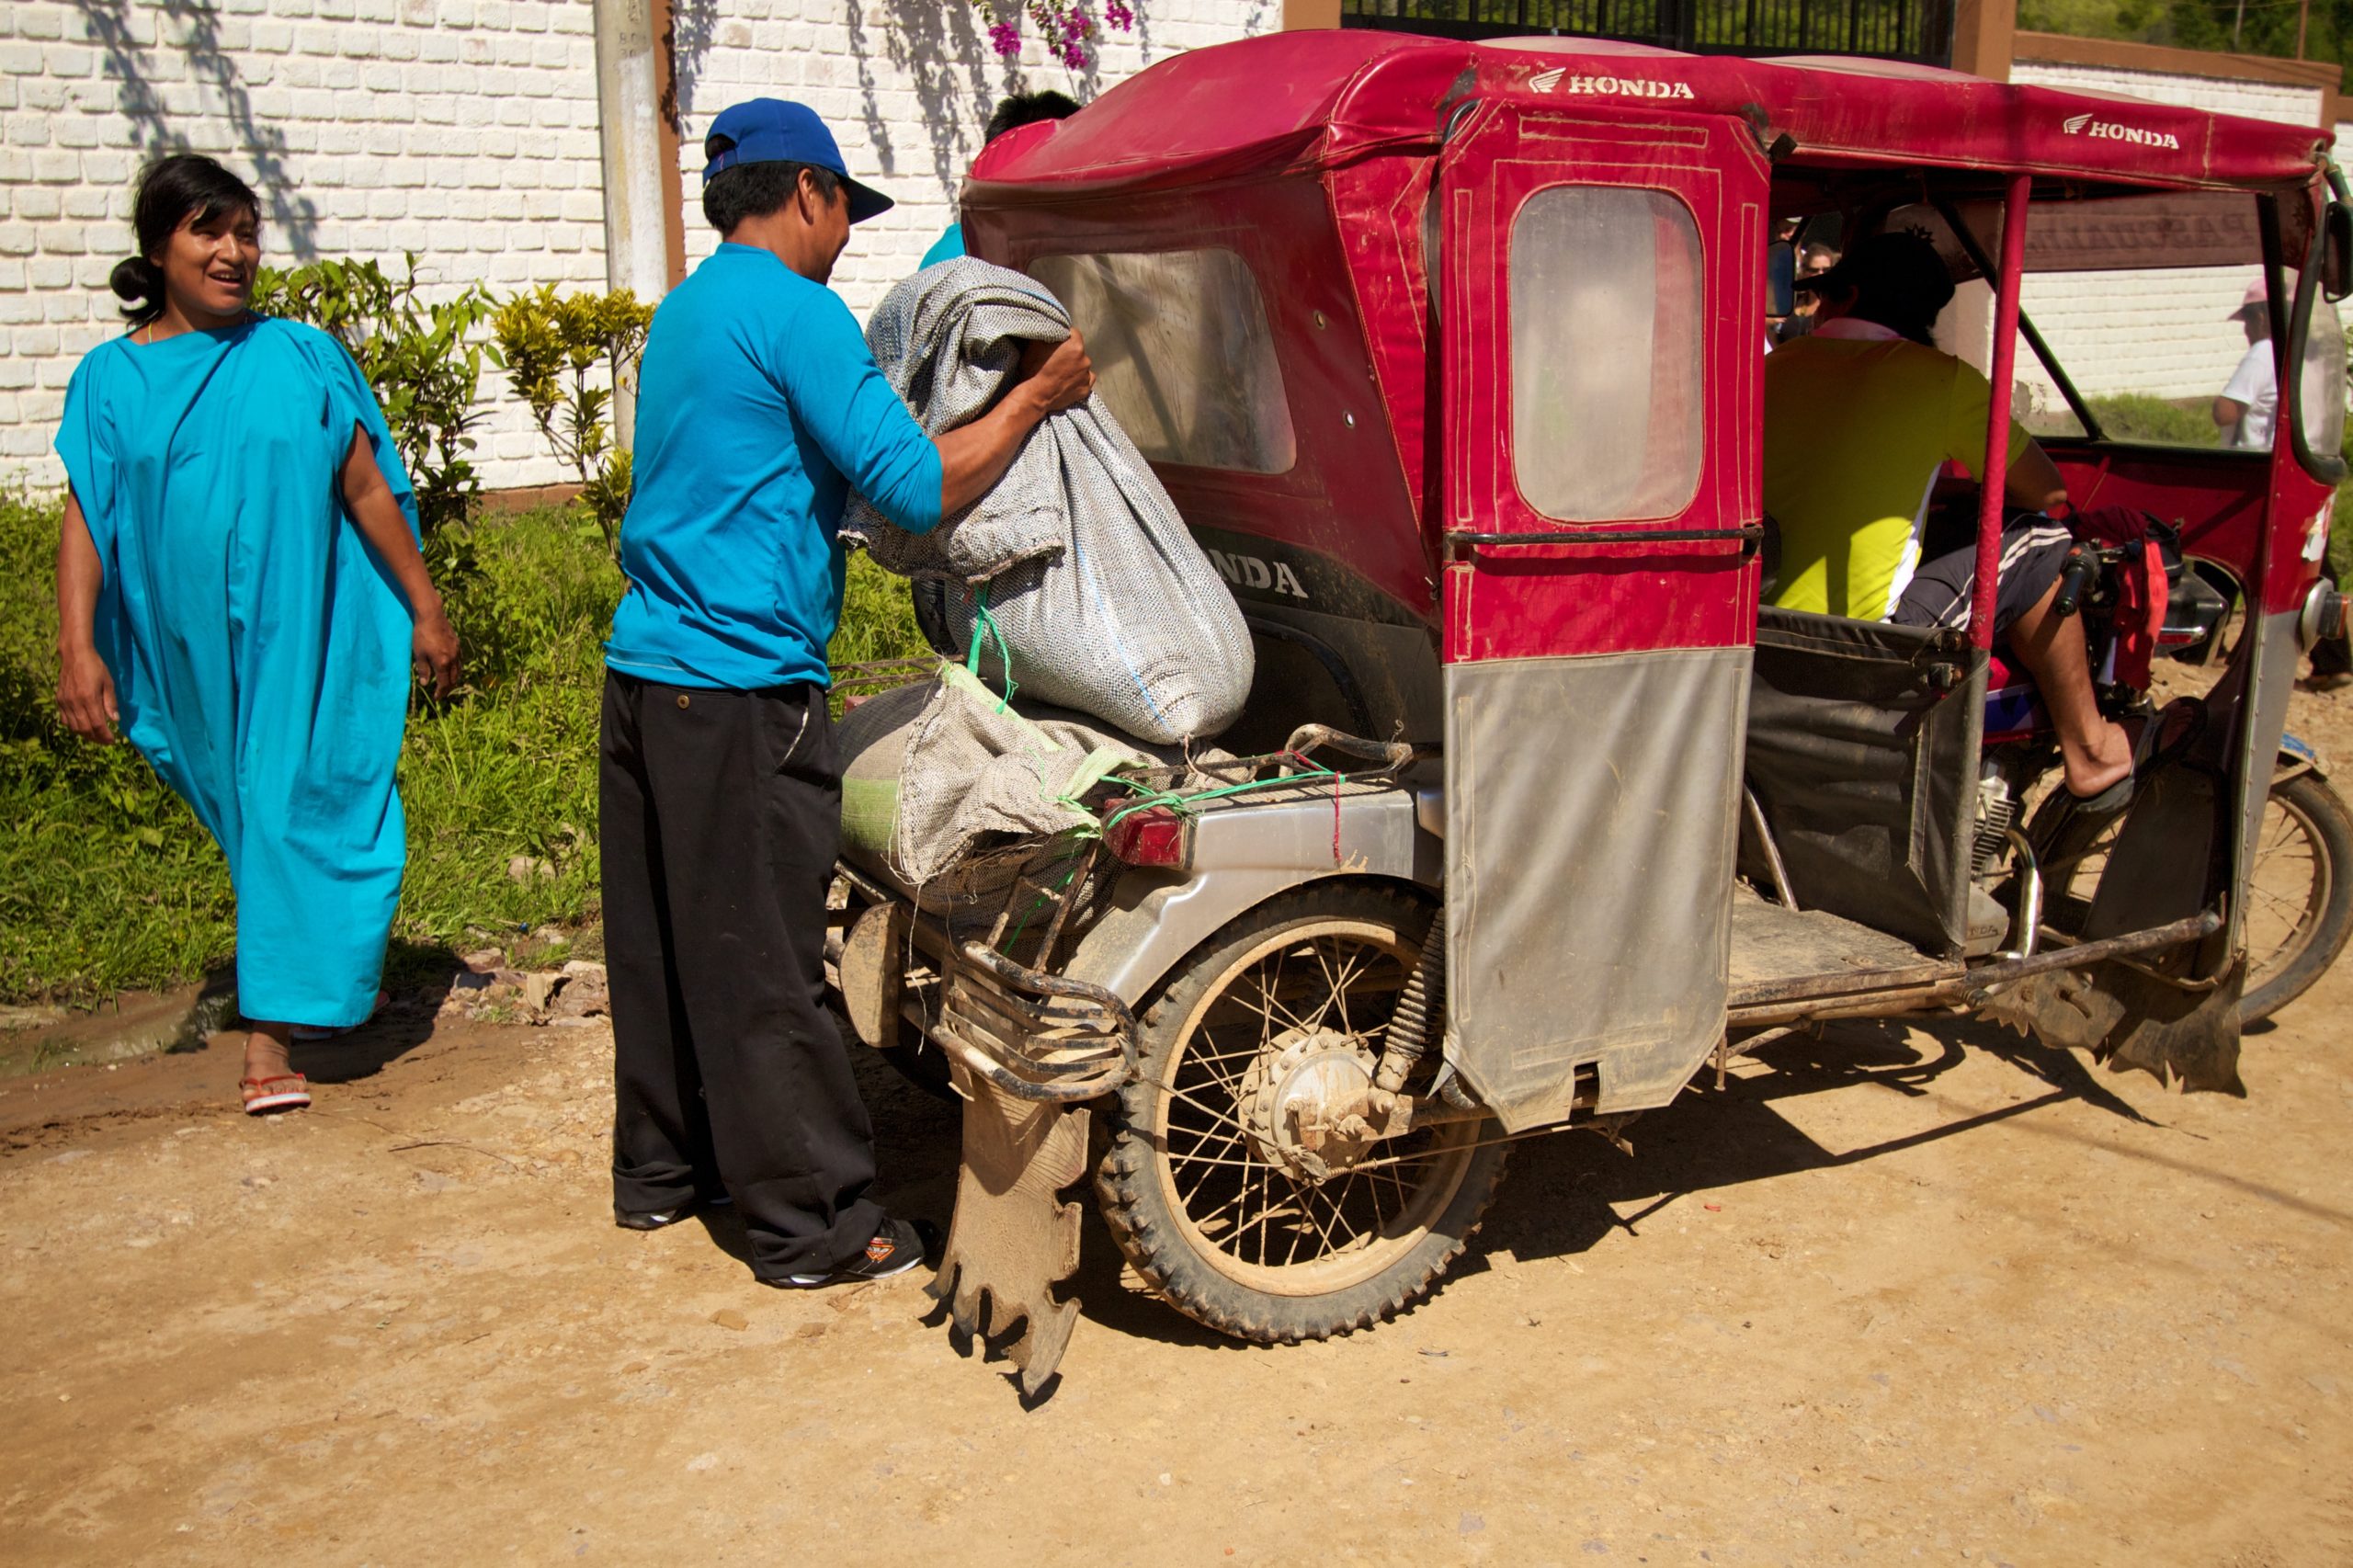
[[1439, 105, 1768, 661]]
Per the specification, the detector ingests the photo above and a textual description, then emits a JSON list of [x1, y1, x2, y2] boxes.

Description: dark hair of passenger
[[985, 90, 1079, 144], [700, 136, 842, 235], [110, 153, 260, 329], [1833, 229, 1956, 348]]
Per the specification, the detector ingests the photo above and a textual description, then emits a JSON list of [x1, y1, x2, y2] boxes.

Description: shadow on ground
[[882, 1015, 2244, 1370]]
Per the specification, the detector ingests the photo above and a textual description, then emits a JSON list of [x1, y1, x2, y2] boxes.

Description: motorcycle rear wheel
[[1094, 884, 1507, 1345]]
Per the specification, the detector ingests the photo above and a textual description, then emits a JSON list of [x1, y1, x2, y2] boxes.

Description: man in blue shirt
[[601, 98, 1093, 1290]]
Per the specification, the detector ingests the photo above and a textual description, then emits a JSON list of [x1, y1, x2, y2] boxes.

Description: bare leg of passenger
[[2007, 576, 2132, 798]]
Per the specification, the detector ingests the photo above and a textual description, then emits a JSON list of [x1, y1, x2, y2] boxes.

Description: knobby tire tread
[[1092, 885, 1510, 1346]]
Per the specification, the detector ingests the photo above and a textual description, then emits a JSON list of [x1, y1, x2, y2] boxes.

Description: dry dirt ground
[[6, 689, 2353, 1566]]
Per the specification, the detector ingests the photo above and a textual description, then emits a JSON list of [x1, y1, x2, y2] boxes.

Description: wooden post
[[1282, 0, 1343, 29], [652, 0, 687, 289], [1949, 0, 2016, 82]]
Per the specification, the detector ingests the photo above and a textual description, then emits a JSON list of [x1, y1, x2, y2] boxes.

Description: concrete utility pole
[[592, 0, 673, 447]]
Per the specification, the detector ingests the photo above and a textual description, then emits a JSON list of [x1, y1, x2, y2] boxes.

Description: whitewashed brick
[[0, 0, 1265, 491]]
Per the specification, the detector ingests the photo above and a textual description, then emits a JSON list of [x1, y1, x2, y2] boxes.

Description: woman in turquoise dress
[[52, 155, 460, 1113]]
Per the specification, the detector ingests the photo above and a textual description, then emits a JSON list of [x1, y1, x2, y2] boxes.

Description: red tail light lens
[[1104, 805, 1190, 869]]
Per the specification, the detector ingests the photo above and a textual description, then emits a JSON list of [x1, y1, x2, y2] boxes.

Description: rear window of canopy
[[1028, 248, 1298, 475]]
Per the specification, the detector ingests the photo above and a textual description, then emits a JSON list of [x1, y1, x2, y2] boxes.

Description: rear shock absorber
[[1373, 903, 1447, 1098]]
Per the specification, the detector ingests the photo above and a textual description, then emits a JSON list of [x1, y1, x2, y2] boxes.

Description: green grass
[[0, 494, 928, 1006], [2085, 392, 2218, 448]]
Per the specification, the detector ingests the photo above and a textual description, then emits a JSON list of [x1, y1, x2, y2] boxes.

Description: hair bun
[[108, 256, 160, 304]]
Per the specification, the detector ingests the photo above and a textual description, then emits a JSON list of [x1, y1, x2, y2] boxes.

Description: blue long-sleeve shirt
[[607, 243, 944, 690]]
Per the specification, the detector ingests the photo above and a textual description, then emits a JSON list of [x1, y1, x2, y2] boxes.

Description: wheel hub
[[1238, 1030, 1379, 1183]]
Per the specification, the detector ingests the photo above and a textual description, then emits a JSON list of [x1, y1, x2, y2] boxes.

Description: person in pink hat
[[2213, 277, 2277, 450]]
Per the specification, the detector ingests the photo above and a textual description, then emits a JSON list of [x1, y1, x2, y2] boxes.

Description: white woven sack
[[843, 258, 1253, 745]]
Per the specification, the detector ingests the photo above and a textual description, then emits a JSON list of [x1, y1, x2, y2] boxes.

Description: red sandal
[[241, 1074, 312, 1116]]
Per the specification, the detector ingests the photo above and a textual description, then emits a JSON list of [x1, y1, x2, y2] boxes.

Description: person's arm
[[2213, 395, 2247, 430], [338, 427, 459, 699], [782, 293, 1095, 534], [2004, 437, 2067, 515], [54, 491, 118, 744], [935, 335, 1094, 516]]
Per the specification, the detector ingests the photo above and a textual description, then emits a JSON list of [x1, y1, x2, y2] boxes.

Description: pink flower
[[1104, 0, 1132, 28], [988, 17, 1021, 55]]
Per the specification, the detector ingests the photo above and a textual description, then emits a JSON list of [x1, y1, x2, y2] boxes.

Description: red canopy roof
[[969, 30, 2333, 198]]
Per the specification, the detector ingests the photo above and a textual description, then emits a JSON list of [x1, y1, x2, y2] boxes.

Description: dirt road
[[6, 678, 2352, 1565], [3, 965, 2348, 1564]]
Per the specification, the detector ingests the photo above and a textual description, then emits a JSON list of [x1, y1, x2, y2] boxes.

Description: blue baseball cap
[[703, 98, 893, 224]]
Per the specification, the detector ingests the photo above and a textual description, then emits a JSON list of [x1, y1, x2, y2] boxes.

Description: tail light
[[1103, 805, 1190, 869]]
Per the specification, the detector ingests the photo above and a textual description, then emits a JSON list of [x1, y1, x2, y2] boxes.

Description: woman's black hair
[[700, 133, 841, 235], [110, 153, 260, 329]]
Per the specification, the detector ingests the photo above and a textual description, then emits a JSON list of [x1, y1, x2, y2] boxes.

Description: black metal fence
[[1340, 0, 1954, 66]]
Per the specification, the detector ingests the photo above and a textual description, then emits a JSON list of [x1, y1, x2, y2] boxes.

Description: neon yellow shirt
[[1761, 330, 2029, 620]]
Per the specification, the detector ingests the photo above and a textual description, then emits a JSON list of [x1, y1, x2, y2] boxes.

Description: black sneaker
[[613, 1186, 732, 1232], [765, 1217, 931, 1290], [613, 1203, 696, 1232]]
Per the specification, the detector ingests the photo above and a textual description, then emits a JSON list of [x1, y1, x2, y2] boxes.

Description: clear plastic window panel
[[1509, 187, 1704, 521], [2010, 264, 2283, 449], [2299, 290, 2345, 460], [1027, 249, 1297, 475]]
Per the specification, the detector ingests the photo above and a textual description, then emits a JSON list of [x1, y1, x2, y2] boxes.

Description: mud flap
[[1978, 958, 2245, 1096], [925, 1062, 1090, 1397]]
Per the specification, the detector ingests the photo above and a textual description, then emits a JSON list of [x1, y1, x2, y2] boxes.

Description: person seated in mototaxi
[[1762, 229, 2135, 807]]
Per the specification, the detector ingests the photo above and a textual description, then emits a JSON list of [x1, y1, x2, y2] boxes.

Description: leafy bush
[[491, 285, 656, 550], [251, 255, 496, 538]]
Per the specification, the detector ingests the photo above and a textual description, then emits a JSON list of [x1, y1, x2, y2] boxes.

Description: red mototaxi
[[828, 31, 2353, 1391]]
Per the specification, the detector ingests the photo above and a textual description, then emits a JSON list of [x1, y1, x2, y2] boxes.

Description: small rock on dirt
[[710, 1309, 748, 1332]]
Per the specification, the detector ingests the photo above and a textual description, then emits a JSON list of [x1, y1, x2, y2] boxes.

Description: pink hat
[[2234, 276, 2267, 315]]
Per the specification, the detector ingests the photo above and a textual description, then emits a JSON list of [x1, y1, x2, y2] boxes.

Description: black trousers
[[599, 669, 883, 1279]]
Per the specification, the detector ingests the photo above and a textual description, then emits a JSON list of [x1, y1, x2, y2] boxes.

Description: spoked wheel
[[1095, 885, 1507, 1345], [2238, 772, 2353, 1022], [2037, 769, 2353, 1025]]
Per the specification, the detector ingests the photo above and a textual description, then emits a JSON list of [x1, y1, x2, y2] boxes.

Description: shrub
[[252, 255, 496, 539], [491, 285, 656, 551]]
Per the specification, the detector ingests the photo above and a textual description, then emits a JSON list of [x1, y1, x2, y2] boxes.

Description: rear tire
[[1094, 884, 1507, 1346]]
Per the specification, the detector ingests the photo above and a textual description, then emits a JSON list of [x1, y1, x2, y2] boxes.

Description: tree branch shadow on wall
[[846, 0, 978, 195], [73, 0, 320, 260]]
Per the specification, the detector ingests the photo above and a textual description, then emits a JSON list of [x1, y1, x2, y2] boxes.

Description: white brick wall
[[2008, 60, 2325, 415], [0, 0, 1271, 494], [0, 0, 610, 491], [2008, 59, 2323, 127], [669, 0, 1277, 298]]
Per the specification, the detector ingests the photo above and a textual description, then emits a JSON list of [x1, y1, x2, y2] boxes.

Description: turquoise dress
[[54, 316, 420, 1028]]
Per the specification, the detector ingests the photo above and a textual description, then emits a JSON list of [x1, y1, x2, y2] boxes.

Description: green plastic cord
[[965, 581, 1017, 713]]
